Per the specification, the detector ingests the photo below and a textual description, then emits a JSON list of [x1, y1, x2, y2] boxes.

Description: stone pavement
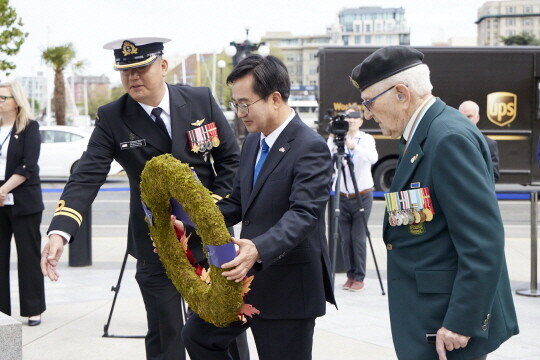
[[6, 202, 540, 359]]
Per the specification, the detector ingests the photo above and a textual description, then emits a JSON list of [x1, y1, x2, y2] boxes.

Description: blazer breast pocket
[[415, 269, 456, 294]]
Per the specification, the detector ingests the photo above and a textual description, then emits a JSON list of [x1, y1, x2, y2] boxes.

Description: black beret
[[350, 46, 424, 91]]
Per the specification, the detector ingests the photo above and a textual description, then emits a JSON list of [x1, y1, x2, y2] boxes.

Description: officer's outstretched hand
[[40, 234, 66, 281]]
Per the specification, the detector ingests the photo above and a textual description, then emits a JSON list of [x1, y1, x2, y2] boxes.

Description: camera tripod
[[102, 248, 188, 338], [329, 138, 385, 295]]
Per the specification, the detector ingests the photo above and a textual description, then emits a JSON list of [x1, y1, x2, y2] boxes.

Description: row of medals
[[388, 208, 433, 227], [193, 136, 220, 153]]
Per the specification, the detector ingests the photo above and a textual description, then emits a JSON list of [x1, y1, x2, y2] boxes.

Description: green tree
[[501, 32, 540, 45], [0, 0, 28, 76], [41, 43, 81, 125]]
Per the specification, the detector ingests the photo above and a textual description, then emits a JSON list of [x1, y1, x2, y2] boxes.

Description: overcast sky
[[6, 0, 487, 85]]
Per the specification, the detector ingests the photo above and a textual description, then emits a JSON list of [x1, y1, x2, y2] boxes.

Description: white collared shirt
[[138, 84, 172, 137], [328, 130, 378, 194], [255, 109, 296, 163], [402, 96, 436, 143]]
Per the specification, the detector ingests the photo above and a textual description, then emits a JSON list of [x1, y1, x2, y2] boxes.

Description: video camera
[[324, 109, 361, 151]]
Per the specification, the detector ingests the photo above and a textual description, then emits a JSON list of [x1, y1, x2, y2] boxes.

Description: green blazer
[[383, 99, 519, 360]]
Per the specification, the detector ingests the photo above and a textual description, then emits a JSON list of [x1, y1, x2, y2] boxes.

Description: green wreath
[[140, 154, 256, 327]]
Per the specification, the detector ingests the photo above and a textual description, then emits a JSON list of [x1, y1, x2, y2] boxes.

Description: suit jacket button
[[386, 244, 393, 250], [243, 220, 250, 226]]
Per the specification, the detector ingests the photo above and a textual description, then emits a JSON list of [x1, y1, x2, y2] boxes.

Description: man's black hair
[[227, 54, 290, 101]]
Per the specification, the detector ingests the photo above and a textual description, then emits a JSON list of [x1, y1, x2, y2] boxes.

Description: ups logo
[[486, 92, 517, 127]]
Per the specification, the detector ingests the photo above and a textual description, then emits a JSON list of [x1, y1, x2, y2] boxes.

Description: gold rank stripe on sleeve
[[211, 193, 223, 203], [53, 200, 83, 226]]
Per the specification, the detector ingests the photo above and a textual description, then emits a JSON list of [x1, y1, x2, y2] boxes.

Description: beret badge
[[349, 76, 360, 89]]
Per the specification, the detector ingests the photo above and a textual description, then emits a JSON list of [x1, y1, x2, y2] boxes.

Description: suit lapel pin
[[410, 154, 418, 163], [14, 135, 18, 139], [279, 147, 285, 153], [191, 118, 205, 126]]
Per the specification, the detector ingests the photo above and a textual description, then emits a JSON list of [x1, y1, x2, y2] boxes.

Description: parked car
[[38, 125, 123, 178]]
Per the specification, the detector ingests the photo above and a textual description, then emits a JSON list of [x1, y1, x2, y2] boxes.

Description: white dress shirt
[[328, 130, 378, 194]]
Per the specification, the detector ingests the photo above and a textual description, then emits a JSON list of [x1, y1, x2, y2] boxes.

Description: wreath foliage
[[140, 154, 244, 327]]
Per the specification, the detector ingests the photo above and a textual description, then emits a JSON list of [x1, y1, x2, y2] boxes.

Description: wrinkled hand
[[221, 237, 260, 282], [436, 327, 470, 360], [40, 234, 66, 281], [152, 215, 185, 253]]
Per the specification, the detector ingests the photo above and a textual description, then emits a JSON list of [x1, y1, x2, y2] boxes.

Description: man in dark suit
[[182, 55, 336, 360], [40, 37, 245, 360], [350, 46, 518, 360], [459, 100, 500, 183]]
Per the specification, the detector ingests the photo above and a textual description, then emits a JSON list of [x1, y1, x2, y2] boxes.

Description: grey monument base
[[0, 312, 22, 360]]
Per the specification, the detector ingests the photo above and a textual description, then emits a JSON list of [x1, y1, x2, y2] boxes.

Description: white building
[[17, 72, 48, 116], [338, 6, 410, 46], [477, 0, 540, 45]]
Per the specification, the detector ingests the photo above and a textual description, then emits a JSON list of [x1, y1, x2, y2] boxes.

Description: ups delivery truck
[[318, 46, 540, 191]]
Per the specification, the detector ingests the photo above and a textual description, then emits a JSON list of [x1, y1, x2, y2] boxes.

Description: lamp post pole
[[224, 28, 270, 142], [217, 59, 226, 106], [225, 28, 270, 66]]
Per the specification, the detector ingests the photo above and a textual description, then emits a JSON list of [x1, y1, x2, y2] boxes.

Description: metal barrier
[[516, 192, 539, 297]]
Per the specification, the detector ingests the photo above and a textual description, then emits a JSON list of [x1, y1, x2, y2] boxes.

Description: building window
[[342, 35, 349, 45], [376, 35, 383, 43], [354, 24, 360, 32], [506, 18, 515, 26], [506, 6, 514, 14], [387, 35, 393, 44], [365, 35, 372, 44], [365, 24, 371, 32], [524, 19, 533, 27], [355, 35, 361, 43], [386, 23, 394, 32], [375, 23, 382, 32], [523, 6, 532, 13]]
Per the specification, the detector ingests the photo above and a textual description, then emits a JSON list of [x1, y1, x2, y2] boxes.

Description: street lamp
[[217, 59, 226, 106], [225, 28, 270, 66]]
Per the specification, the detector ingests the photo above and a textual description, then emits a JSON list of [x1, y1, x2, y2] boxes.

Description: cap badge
[[122, 41, 139, 57], [349, 76, 360, 89]]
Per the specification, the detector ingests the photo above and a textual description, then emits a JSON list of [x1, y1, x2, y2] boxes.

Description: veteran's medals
[[385, 187, 435, 229], [187, 121, 221, 156]]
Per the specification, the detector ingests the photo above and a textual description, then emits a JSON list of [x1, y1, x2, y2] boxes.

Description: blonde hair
[[0, 81, 33, 134]]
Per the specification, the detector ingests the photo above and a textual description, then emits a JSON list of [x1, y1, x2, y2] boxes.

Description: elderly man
[[459, 100, 500, 182], [350, 46, 518, 360]]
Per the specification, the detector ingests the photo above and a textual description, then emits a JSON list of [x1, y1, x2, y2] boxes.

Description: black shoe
[[28, 316, 41, 326]]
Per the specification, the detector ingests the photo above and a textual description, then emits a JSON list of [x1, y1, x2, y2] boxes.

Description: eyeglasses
[[230, 98, 263, 115], [362, 85, 397, 111], [0, 96, 14, 103]]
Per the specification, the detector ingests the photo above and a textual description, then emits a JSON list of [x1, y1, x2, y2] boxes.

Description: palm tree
[[41, 43, 79, 125]]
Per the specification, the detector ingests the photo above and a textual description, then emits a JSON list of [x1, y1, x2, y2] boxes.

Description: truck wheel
[[373, 159, 398, 192]]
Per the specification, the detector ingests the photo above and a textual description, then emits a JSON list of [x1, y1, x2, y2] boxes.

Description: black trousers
[[183, 312, 315, 360], [135, 261, 250, 360], [0, 208, 45, 317]]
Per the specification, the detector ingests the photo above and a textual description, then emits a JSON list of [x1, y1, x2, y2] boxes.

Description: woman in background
[[0, 81, 45, 326]]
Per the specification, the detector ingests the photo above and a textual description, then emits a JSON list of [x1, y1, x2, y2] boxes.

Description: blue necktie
[[253, 139, 269, 185]]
